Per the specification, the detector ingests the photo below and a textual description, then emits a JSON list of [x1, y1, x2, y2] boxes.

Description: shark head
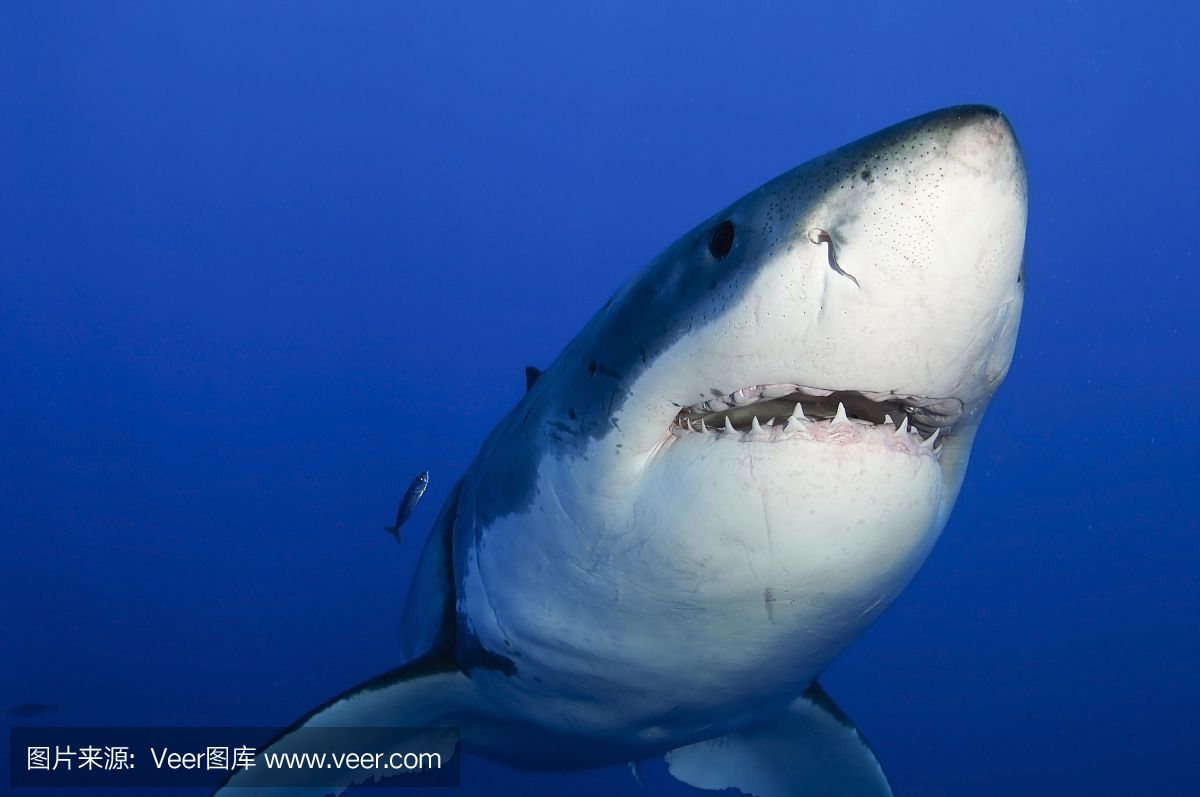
[[614, 104, 1026, 508], [456, 105, 1026, 744]]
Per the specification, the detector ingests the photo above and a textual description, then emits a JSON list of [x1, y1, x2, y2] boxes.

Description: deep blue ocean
[[3, 3, 1197, 796]]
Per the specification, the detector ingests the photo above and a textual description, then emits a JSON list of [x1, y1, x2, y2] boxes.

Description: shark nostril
[[708, 220, 735, 260]]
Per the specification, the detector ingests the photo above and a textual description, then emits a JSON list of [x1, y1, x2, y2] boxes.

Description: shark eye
[[708, 220, 734, 260]]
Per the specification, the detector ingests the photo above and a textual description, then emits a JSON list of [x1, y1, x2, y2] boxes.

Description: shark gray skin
[[216, 105, 1026, 796]]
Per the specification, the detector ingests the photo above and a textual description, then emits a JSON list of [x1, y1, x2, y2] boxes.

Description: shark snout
[[743, 104, 1028, 409], [936, 105, 1025, 187]]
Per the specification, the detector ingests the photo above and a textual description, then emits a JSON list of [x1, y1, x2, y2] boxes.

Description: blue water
[[3, 3, 1197, 796]]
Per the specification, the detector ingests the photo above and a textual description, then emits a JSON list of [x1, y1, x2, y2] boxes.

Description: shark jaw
[[670, 384, 951, 454]]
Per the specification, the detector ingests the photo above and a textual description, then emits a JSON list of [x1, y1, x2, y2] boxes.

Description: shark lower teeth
[[673, 391, 949, 455], [675, 402, 943, 457]]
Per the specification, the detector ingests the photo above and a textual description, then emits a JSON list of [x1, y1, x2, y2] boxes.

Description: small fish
[[11, 702, 56, 718], [383, 471, 430, 543]]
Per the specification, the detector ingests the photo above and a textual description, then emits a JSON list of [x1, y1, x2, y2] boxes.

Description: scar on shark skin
[[764, 587, 777, 625], [808, 228, 860, 287]]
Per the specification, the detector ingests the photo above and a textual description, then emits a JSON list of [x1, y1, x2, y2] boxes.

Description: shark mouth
[[671, 384, 963, 455]]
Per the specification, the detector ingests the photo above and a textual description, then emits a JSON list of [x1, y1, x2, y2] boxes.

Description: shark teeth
[[680, 383, 964, 430], [671, 415, 942, 456], [831, 402, 850, 426], [749, 416, 773, 441], [673, 396, 944, 457], [673, 382, 952, 457], [690, 383, 839, 414]]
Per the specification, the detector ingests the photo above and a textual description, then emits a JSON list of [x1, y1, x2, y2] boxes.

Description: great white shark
[[217, 105, 1027, 796]]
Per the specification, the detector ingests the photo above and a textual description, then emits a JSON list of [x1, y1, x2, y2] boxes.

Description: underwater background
[[2, 3, 1197, 796]]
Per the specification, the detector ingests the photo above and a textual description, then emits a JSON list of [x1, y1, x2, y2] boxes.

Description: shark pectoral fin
[[665, 682, 893, 797], [213, 655, 481, 796]]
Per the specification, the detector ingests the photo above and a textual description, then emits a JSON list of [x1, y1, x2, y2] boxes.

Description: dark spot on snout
[[860, 168, 875, 183], [568, 407, 577, 420], [587, 360, 597, 377], [708, 220, 734, 260]]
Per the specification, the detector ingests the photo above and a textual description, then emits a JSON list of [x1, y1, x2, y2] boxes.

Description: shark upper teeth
[[760, 384, 796, 400], [691, 383, 846, 414]]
